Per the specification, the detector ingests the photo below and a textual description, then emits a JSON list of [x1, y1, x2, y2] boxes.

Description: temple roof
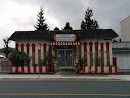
[[79, 29, 118, 40], [9, 29, 118, 41], [9, 30, 50, 41]]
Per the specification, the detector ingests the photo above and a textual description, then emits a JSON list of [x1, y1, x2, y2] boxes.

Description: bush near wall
[[8, 51, 30, 66]]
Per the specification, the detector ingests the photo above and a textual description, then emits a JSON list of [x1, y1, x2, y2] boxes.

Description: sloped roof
[[79, 29, 118, 40], [50, 30, 81, 34], [9, 30, 50, 41], [0, 47, 15, 52], [9, 29, 118, 41]]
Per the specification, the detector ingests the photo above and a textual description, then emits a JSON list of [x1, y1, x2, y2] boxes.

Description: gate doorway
[[58, 49, 73, 69]]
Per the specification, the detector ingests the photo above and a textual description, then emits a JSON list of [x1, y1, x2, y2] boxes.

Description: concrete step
[[55, 69, 76, 75], [58, 68, 74, 71]]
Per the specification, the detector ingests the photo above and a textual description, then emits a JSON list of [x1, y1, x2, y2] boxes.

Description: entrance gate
[[58, 49, 73, 68]]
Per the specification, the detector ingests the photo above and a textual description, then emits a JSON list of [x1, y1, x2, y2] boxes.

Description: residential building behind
[[121, 16, 130, 42], [112, 16, 130, 72]]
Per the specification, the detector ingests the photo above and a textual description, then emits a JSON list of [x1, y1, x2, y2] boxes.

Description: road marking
[[0, 93, 130, 96]]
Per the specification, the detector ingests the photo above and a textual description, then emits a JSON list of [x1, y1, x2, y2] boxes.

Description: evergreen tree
[[81, 7, 99, 29], [64, 22, 73, 30], [81, 20, 86, 29], [34, 7, 49, 30]]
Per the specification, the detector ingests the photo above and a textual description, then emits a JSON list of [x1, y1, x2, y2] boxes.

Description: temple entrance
[[58, 49, 73, 69]]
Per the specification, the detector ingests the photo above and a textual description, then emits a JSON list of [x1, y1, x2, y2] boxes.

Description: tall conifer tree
[[34, 7, 49, 30], [81, 7, 99, 29]]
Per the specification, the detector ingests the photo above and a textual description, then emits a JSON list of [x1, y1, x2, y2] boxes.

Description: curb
[[0, 75, 118, 80], [0, 78, 118, 81]]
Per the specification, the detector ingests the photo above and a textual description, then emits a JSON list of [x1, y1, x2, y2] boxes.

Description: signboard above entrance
[[54, 34, 77, 42]]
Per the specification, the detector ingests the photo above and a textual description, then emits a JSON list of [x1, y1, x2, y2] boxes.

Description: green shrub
[[8, 50, 30, 66]]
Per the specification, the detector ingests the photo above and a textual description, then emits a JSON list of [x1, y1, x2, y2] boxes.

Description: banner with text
[[54, 34, 77, 42]]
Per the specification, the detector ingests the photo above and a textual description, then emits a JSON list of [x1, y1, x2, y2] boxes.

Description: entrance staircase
[[55, 68, 75, 75]]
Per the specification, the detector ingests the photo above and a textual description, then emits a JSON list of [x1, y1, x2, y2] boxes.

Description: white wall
[[80, 39, 113, 66], [16, 39, 113, 67], [113, 51, 130, 72], [112, 42, 130, 72], [121, 16, 130, 42], [16, 40, 50, 66], [113, 42, 130, 72], [112, 42, 130, 48]]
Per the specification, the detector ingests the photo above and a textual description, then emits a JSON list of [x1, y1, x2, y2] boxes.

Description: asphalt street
[[0, 80, 130, 98]]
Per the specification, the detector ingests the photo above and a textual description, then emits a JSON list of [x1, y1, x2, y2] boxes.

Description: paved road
[[0, 80, 130, 98]]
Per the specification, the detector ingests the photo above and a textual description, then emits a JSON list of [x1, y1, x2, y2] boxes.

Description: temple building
[[9, 29, 118, 72]]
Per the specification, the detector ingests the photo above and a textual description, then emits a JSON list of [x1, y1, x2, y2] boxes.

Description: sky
[[0, 0, 130, 48]]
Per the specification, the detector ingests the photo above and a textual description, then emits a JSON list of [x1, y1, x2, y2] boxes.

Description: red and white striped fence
[[78, 66, 118, 74], [10, 66, 49, 73]]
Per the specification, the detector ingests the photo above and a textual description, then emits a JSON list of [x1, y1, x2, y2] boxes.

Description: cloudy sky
[[0, 0, 130, 48]]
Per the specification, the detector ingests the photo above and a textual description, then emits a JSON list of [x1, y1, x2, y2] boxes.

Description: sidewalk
[[0, 74, 130, 81], [1, 70, 130, 80], [108, 75, 130, 81]]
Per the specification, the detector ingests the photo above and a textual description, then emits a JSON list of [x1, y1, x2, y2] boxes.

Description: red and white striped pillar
[[106, 42, 110, 65], [83, 42, 87, 66], [32, 43, 36, 66], [26, 43, 30, 56], [89, 42, 93, 66], [43, 43, 47, 60], [95, 42, 98, 66], [100, 43, 104, 66], [38, 43, 41, 65], [20, 44, 24, 52], [49, 43, 52, 62], [78, 42, 81, 61]]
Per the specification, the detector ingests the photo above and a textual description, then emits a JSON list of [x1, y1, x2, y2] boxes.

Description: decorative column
[[16, 43, 19, 50], [83, 42, 87, 66], [20, 44, 24, 52], [106, 42, 110, 65], [89, 42, 93, 66], [78, 42, 81, 61], [32, 43, 36, 66], [73, 45, 76, 67], [54, 46, 58, 62], [100, 43, 104, 66], [95, 42, 98, 66], [43, 43, 47, 59], [49, 44, 52, 61], [26, 43, 30, 56], [38, 43, 41, 65]]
